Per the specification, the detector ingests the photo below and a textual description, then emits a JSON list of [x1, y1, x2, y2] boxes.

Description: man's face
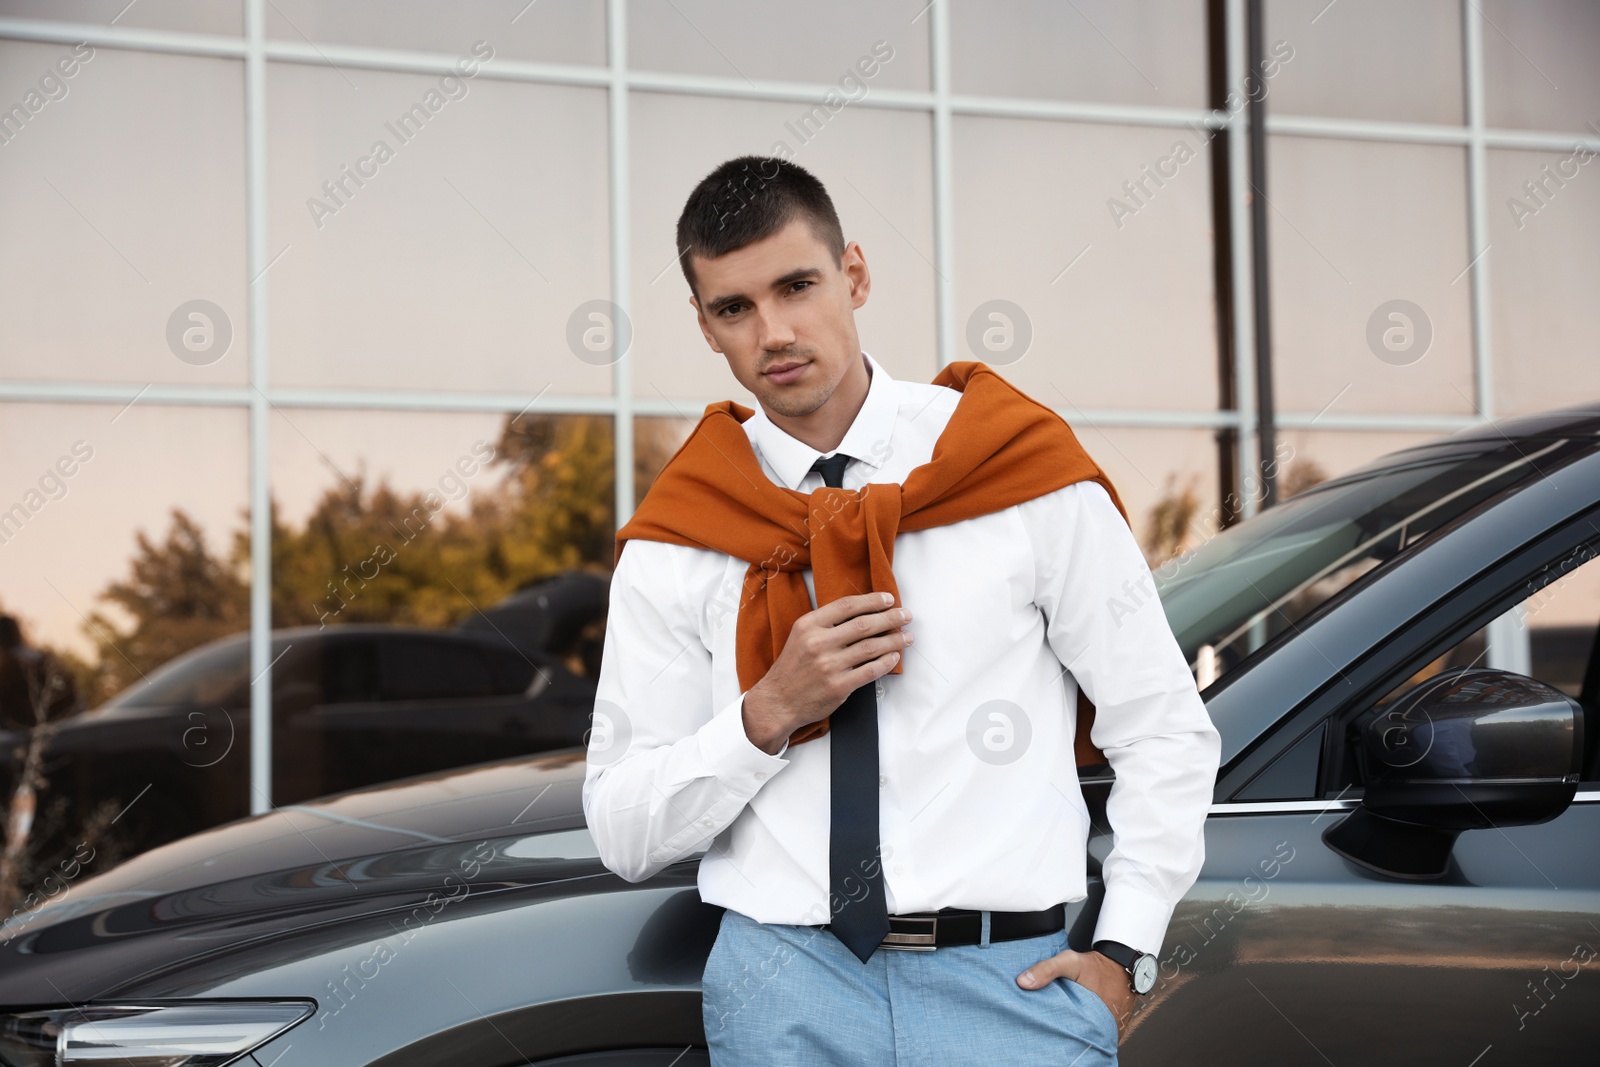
[[689, 217, 870, 420]]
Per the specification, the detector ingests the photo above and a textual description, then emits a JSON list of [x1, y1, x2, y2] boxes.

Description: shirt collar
[[746, 350, 899, 490]]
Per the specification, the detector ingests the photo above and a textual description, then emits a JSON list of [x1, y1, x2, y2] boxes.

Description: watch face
[[1132, 954, 1158, 994]]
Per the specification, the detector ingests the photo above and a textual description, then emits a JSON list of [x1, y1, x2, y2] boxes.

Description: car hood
[[0, 749, 610, 1005]]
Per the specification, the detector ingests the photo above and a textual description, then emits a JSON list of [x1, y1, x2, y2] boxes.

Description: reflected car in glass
[[0, 572, 608, 855]]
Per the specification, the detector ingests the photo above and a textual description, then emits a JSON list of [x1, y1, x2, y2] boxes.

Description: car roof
[[273, 622, 519, 642], [1437, 401, 1600, 445], [177, 622, 541, 653], [1312, 401, 1600, 489]]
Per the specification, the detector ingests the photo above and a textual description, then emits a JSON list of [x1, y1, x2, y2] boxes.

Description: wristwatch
[[1093, 939, 1158, 995]]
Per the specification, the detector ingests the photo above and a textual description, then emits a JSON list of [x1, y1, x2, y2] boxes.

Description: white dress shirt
[[582, 351, 1221, 956]]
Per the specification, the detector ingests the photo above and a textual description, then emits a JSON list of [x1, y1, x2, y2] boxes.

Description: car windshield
[[1157, 438, 1577, 687], [100, 635, 254, 709]]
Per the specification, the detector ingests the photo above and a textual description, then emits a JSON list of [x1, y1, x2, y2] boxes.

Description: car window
[[1357, 546, 1600, 780], [1368, 546, 1598, 703], [377, 637, 498, 701], [554, 612, 606, 679], [1157, 438, 1580, 687], [1520, 546, 1600, 702], [99, 636, 253, 709], [1237, 533, 1600, 803], [321, 639, 380, 704], [480, 644, 546, 694]]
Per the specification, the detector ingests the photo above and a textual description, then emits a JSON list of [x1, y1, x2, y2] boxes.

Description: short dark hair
[[675, 155, 847, 301]]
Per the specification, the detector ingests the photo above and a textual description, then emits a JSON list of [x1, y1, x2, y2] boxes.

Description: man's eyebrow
[[704, 267, 824, 314], [770, 267, 825, 290]]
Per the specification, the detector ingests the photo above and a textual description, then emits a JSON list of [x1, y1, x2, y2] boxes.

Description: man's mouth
[[762, 360, 811, 384]]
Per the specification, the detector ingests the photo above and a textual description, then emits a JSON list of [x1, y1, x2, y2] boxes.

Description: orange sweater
[[617, 361, 1127, 764]]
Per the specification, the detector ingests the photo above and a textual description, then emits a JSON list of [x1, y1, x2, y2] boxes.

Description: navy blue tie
[[810, 452, 890, 963]]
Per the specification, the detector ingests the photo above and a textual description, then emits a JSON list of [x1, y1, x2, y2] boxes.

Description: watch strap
[[1092, 938, 1141, 970], [1094, 938, 1157, 995]]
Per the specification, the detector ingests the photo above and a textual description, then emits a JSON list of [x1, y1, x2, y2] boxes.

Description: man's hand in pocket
[[1015, 945, 1136, 1041]]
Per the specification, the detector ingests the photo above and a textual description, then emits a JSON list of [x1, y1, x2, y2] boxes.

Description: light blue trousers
[[701, 907, 1119, 1066]]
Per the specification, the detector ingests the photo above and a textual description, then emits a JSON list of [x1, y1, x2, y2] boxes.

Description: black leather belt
[[822, 903, 1065, 952]]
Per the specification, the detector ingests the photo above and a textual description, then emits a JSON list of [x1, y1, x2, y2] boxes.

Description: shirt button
[[875, 684, 885, 698], [754, 771, 767, 781], [878, 775, 887, 787], [702, 818, 714, 828], [894, 864, 905, 874]]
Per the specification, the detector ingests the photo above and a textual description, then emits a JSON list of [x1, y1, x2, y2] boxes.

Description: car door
[[1114, 514, 1600, 1066]]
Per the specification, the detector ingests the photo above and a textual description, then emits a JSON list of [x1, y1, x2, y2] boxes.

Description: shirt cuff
[[696, 691, 789, 792], [1091, 881, 1175, 958]]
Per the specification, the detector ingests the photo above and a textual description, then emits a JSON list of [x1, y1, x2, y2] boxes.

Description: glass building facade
[[1, 0, 1597, 814]]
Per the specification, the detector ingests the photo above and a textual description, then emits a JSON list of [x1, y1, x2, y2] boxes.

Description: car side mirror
[[1323, 667, 1582, 880]]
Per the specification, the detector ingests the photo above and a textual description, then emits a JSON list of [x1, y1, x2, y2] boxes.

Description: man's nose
[[754, 305, 796, 350]]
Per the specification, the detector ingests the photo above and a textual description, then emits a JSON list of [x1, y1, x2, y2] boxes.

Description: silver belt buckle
[[880, 914, 938, 951]]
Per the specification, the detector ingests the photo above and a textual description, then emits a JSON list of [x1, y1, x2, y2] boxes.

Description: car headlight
[[0, 1000, 314, 1066]]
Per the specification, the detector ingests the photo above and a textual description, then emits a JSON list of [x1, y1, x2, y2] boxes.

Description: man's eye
[[719, 304, 742, 317], [791, 281, 812, 293]]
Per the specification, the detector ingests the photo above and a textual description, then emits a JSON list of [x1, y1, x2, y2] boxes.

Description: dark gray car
[[1, 405, 1597, 1066]]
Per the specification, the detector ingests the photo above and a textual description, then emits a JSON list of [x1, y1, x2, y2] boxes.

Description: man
[[582, 155, 1221, 1065]]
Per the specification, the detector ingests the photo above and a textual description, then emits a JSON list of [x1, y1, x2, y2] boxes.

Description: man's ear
[[690, 295, 724, 353], [841, 241, 871, 310]]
